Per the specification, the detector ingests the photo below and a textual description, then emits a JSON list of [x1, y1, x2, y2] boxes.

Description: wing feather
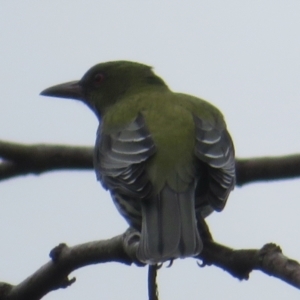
[[194, 115, 235, 211], [93, 114, 156, 227]]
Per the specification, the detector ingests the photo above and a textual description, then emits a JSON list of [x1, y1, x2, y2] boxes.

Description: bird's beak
[[40, 80, 84, 100]]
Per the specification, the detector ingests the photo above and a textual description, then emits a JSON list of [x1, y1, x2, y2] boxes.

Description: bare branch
[[199, 241, 300, 288], [0, 233, 299, 300], [1, 140, 300, 185], [236, 155, 300, 186], [0, 140, 93, 181], [0, 234, 132, 300]]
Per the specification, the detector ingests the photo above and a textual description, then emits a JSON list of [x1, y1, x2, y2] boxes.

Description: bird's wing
[[94, 114, 156, 227], [194, 115, 235, 211]]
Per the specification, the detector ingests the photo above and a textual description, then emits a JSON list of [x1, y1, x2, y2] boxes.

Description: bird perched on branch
[[41, 61, 235, 264]]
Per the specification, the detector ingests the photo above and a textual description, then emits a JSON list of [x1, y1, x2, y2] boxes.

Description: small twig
[[148, 265, 159, 300]]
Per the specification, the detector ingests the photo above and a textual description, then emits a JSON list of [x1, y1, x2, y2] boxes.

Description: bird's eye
[[93, 73, 105, 86]]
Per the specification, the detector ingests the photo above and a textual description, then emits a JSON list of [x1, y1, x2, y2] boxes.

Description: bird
[[40, 61, 235, 264]]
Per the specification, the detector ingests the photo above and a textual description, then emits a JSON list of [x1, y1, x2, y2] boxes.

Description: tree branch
[[199, 241, 300, 287], [0, 234, 132, 300], [0, 233, 299, 300], [0, 140, 93, 181], [1, 140, 300, 185], [236, 155, 300, 186]]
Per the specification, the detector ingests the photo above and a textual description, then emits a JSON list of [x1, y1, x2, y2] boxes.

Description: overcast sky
[[1, 1, 300, 299]]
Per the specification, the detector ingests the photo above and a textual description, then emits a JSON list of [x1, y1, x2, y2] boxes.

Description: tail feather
[[137, 184, 202, 264], [177, 188, 202, 255]]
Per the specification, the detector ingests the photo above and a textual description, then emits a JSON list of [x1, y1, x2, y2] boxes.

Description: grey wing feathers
[[194, 115, 235, 211], [93, 114, 156, 228]]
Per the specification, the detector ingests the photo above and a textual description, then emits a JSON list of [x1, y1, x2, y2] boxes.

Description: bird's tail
[[137, 184, 202, 264]]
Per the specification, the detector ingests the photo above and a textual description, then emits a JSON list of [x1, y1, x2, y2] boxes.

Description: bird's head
[[40, 60, 167, 118]]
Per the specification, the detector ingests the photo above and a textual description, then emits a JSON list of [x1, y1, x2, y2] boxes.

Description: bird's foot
[[123, 227, 145, 266]]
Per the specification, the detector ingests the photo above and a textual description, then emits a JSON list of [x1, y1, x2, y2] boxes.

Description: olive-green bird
[[41, 61, 235, 264]]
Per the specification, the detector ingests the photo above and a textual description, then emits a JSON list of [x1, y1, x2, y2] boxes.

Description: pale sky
[[1, 1, 300, 299]]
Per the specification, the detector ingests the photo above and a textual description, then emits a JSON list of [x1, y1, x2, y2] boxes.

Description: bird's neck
[[94, 82, 170, 119]]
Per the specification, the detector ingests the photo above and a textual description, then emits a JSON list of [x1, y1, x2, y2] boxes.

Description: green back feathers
[[102, 88, 225, 192]]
